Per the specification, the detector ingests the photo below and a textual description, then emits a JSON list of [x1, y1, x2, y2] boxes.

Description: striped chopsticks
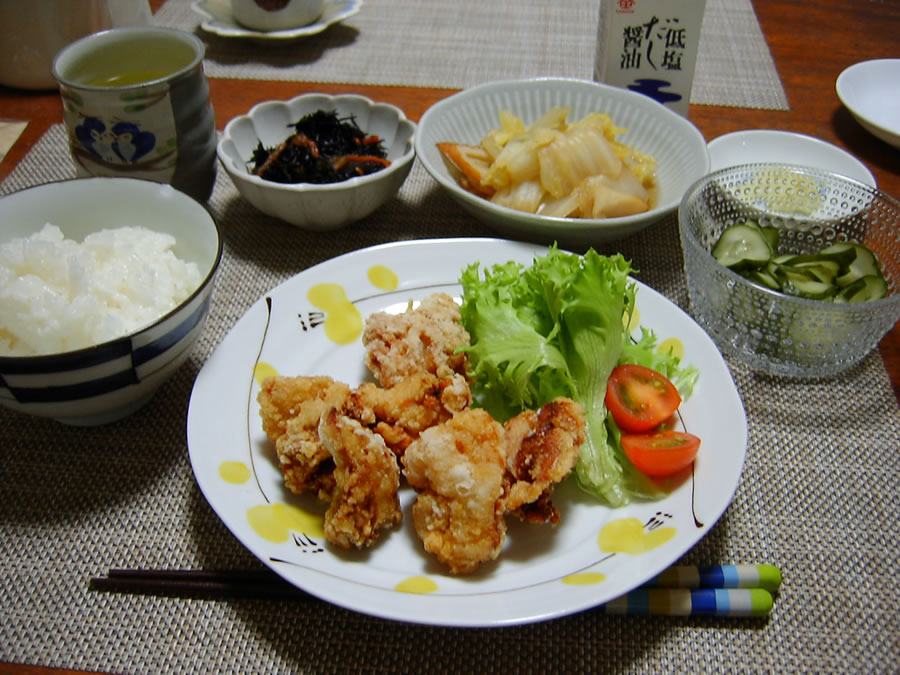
[[604, 564, 782, 617]]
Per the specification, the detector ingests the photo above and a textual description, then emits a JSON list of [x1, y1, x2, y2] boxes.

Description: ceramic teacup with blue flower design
[[52, 27, 217, 202]]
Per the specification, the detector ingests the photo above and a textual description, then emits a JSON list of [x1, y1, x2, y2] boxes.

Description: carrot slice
[[436, 142, 495, 198]]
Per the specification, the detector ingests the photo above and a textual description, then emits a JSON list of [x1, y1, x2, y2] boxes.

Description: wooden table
[[1, 1, 897, 409], [0, 1, 898, 669]]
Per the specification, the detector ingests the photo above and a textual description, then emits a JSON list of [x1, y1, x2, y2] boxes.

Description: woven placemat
[[2, 126, 897, 673], [152, 0, 789, 111]]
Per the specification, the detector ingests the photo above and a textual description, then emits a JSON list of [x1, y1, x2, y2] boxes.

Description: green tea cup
[[52, 27, 217, 202]]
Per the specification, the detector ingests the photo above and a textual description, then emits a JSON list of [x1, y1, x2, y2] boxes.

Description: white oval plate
[[191, 0, 362, 40], [707, 130, 876, 188], [187, 238, 747, 627], [836, 59, 900, 149]]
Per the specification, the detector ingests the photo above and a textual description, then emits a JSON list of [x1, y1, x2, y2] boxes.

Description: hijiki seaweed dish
[[249, 110, 391, 184]]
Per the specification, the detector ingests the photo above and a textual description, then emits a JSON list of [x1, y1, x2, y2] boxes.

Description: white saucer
[[836, 59, 900, 149], [707, 130, 876, 188], [191, 0, 362, 40]]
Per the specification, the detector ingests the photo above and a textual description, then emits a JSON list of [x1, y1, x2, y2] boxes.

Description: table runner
[[2, 126, 897, 673], [153, 0, 790, 111]]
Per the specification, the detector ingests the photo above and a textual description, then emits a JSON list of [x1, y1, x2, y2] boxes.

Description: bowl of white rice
[[0, 177, 222, 425]]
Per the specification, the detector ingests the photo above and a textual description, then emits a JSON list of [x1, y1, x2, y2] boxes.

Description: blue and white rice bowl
[[0, 177, 222, 425]]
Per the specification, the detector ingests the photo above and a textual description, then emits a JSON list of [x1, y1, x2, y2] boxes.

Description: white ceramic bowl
[[707, 129, 876, 188], [218, 93, 416, 230], [415, 77, 710, 245], [836, 59, 900, 149], [231, 0, 323, 31], [0, 177, 222, 425]]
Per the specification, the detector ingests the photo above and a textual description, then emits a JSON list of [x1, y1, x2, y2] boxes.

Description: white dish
[[187, 238, 747, 627], [707, 130, 876, 188], [415, 78, 710, 245], [217, 93, 416, 229], [190, 0, 362, 40], [836, 59, 900, 149]]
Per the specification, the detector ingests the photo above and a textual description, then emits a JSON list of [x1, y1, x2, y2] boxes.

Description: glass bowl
[[678, 163, 900, 378]]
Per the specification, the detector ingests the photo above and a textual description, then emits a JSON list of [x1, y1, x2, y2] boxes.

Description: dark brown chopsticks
[[91, 563, 780, 616], [89, 568, 313, 600]]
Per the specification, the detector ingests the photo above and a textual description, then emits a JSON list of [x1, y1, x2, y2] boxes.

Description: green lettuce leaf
[[460, 245, 637, 506]]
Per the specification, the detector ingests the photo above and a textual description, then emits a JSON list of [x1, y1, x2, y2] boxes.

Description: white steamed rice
[[0, 224, 202, 356]]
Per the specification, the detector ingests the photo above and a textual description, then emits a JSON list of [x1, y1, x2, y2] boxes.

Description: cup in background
[[594, 0, 706, 117], [52, 27, 217, 203], [230, 0, 324, 31], [0, 0, 151, 91]]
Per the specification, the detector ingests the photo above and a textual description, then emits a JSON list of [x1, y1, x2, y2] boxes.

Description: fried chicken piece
[[402, 408, 507, 574], [363, 292, 470, 387], [257, 375, 351, 502], [317, 407, 403, 549], [502, 398, 586, 524], [348, 371, 472, 456], [258, 374, 339, 443]]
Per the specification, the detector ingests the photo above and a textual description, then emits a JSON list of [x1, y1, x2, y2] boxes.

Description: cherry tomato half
[[605, 364, 682, 433], [621, 430, 701, 477]]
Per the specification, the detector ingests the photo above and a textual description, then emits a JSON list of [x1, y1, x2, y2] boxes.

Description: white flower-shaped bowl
[[217, 93, 416, 230]]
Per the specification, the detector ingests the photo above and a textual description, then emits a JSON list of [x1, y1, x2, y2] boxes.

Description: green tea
[[85, 70, 173, 87]]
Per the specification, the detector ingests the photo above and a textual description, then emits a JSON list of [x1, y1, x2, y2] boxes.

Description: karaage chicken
[[317, 407, 403, 549], [502, 398, 586, 524], [402, 408, 508, 574], [257, 375, 350, 502], [257, 293, 588, 572], [348, 371, 471, 456], [363, 292, 470, 387]]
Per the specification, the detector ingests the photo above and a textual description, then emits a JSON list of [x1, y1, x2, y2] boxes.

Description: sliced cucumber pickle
[[834, 275, 888, 303], [745, 269, 781, 291], [786, 260, 841, 284], [776, 267, 837, 300], [711, 221, 772, 270], [760, 226, 781, 252], [783, 248, 856, 270], [710, 222, 888, 303], [821, 243, 883, 288]]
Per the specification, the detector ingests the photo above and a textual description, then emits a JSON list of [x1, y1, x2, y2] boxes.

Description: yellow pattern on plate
[[395, 576, 439, 594], [254, 361, 279, 386], [219, 460, 251, 484], [598, 517, 676, 555], [367, 264, 398, 291], [626, 306, 641, 333], [656, 337, 684, 361], [562, 572, 607, 586], [247, 502, 325, 542], [307, 283, 362, 345]]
